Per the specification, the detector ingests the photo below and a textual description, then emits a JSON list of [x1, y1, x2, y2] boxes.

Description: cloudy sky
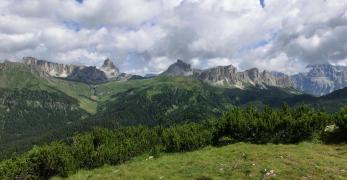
[[1, 0, 347, 75]]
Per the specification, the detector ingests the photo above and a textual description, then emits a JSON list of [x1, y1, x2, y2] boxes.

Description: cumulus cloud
[[0, 0, 347, 75]]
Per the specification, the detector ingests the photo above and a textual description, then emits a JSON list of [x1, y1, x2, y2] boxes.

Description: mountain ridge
[[162, 59, 294, 89], [22, 57, 137, 84], [5, 57, 347, 96]]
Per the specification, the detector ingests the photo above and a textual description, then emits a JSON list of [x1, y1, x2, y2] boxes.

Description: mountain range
[[161, 59, 347, 96], [20, 57, 347, 96], [1, 57, 347, 159]]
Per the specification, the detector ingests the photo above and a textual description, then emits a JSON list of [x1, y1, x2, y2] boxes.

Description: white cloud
[[0, 0, 347, 75]]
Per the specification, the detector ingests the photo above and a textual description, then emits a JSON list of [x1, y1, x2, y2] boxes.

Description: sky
[[0, 0, 347, 75]]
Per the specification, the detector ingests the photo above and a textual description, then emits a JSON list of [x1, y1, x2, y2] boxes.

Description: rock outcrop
[[196, 65, 293, 88], [100, 58, 120, 79], [23, 57, 80, 78]]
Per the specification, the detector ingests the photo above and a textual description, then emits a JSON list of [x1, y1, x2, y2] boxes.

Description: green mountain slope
[[0, 89, 87, 158], [0, 63, 93, 158], [93, 76, 299, 127], [282, 87, 347, 112], [56, 143, 347, 180], [0, 62, 97, 113]]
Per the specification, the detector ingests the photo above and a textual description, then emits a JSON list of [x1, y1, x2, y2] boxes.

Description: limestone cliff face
[[197, 66, 293, 88], [23, 57, 80, 78], [291, 64, 347, 96], [22, 57, 125, 84], [161, 59, 293, 88]]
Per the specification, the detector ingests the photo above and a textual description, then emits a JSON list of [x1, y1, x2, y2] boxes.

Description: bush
[[27, 142, 76, 178], [1, 105, 346, 179], [323, 106, 347, 143]]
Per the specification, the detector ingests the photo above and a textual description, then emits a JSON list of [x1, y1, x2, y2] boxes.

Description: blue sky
[[260, 0, 265, 8]]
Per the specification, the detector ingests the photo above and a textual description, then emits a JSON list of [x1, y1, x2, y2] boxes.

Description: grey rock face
[[291, 64, 347, 96], [67, 66, 108, 84], [161, 59, 293, 88], [162, 60, 193, 76], [100, 58, 120, 78], [22, 57, 119, 84], [196, 65, 293, 88], [23, 57, 80, 77], [22, 57, 144, 84]]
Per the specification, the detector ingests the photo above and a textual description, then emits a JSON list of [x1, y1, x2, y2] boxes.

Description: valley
[[1, 58, 347, 179]]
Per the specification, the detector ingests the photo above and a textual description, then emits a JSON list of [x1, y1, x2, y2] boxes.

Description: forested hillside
[[0, 89, 87, 159]]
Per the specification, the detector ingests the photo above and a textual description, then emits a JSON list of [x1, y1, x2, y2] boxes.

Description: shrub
[[1, 105, 346, 179]]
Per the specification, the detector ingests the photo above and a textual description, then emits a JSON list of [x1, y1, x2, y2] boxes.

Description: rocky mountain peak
[[162, 59, 193, 76], [102, 58, 116, 69], [100, 58, 120, 78]]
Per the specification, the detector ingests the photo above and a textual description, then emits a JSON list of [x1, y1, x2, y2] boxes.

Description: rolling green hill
[[94, 76, 300, 127]]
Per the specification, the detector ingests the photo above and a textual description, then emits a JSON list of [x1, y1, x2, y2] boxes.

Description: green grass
[[56, 143, 347, 180], [47, 78, 97, 114]]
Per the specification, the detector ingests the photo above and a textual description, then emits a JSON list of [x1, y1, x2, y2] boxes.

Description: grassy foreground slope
[[59, 143, 347, 180]]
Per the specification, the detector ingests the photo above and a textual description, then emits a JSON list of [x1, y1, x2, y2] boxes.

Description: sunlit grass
[[56, 142, 347, 180]]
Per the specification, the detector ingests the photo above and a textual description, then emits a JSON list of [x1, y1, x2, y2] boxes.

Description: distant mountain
[[23, 57, 80, 78], [196, 65, 293, 89], [161, 60, 347, 96], [22, 57, 140, 84], [161, 59, 294, 89], [291, 64, 347, 96]]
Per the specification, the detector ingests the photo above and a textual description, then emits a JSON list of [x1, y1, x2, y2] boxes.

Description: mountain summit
[[100, 58, 120, 78]]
